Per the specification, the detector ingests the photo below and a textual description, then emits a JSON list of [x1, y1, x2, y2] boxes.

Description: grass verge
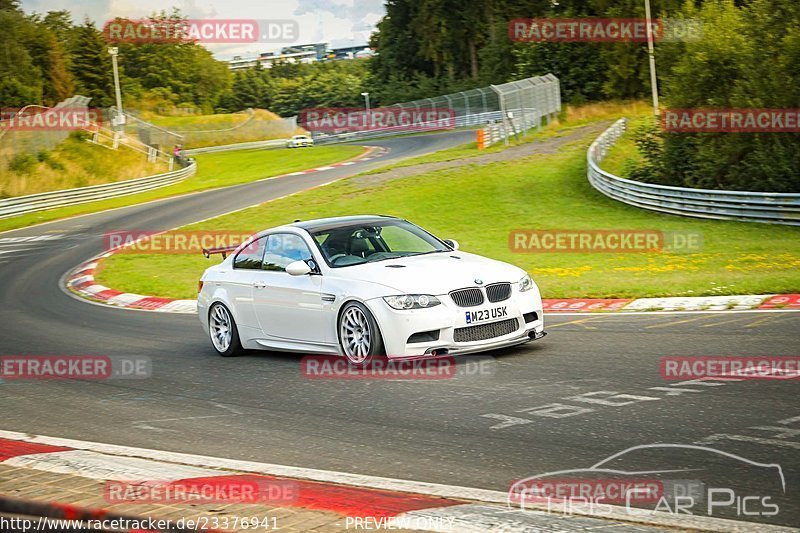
[[0, 145, 364, 233], [361, 100, 652, 174], [96, 116, 800, 300], [0, 134, 168, 198], [600, 116, 651, 177]]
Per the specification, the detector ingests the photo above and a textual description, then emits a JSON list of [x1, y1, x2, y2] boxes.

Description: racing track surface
[[0, 129, 798, 528]]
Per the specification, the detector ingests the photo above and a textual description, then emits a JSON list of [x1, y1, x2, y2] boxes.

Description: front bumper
[[367, 290, 545, 359]]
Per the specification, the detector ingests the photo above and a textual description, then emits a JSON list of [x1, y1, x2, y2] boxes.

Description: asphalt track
[[0, 129, 797, 528]]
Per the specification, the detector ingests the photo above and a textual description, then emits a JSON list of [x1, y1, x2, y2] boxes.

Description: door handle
[[253, 282, 268, 289]]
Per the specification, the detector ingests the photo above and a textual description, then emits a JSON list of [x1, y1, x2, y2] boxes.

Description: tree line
[[2, 0, 797, 191]]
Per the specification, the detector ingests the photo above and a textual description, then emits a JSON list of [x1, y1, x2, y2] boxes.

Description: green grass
[[0, 145, 364, 233], [0, 135, 169, 198], [96, 123, 800, 300], [600, 116, 650, 177], [362, 100, 652, 175]]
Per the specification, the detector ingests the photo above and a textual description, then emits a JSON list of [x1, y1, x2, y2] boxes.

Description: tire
[[208, 303, 244, 357], [338, 301, 384, 365]]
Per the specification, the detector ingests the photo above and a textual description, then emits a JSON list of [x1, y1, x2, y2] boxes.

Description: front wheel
[[338, 302, 384, 364], [209, 303, 243, 357]]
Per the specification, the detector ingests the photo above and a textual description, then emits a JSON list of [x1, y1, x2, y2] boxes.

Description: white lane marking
[[0, 235, 64, 259], [0, 235, 59, 243], [3, 449, 227, 481], [0, 430, 793, 532], [698, 434, 800, 450], [314, 166, 335, 171]]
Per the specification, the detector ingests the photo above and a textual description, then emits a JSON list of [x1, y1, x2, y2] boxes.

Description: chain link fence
[[316, 74, 561, 144], [0, 96, 93, 162], [113, 108, 298, 151]]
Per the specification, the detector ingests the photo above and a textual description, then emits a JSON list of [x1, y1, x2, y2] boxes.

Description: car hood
[[336, 251, 526, 295]]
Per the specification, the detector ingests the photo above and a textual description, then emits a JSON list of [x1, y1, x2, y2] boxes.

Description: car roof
[[291, 215, 400, 233]]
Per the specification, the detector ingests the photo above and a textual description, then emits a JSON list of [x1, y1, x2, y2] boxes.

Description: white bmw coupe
[[198, 216, 545, 362]]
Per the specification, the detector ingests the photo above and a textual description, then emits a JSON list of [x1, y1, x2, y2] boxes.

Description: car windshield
[[311, 220, 449, 267]]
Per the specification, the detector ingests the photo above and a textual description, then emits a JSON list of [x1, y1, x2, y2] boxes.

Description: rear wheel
[[209, 303, 243, 357], [338, 302, 384, 364]]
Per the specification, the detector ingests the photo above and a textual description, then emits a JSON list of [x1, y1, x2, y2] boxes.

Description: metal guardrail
[[183, 138, 287, 155], [587, 118, 800, 226], [0, 160, 196, 219]]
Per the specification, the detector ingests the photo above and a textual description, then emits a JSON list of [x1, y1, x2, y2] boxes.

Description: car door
[[222, 236, 268, 335], [252, 232, 333, 345]]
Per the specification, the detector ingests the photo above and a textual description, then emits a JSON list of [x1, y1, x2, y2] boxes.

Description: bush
[[8, 153, 37, 174]]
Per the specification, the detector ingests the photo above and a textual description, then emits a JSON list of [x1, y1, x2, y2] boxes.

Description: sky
[[20, 0, 386, 59]]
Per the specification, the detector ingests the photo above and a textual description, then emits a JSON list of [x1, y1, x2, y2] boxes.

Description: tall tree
[[69, 20, 113, 106]]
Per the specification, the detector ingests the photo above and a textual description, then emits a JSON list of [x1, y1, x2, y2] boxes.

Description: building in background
[[228, 43, 372, 70]]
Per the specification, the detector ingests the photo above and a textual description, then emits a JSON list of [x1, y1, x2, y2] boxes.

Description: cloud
[[19, 0, 385, 58]]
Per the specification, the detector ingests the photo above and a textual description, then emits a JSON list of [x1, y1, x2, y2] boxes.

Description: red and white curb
[[65, 258, 800, 316], [66, 257, 198, 313], [279, 146, 388, 177], [542, 294, 800, 313], [0, 431, 790, 532]]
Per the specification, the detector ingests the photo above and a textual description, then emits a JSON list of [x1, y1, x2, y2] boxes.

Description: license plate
[[465, 306, 508, 324]]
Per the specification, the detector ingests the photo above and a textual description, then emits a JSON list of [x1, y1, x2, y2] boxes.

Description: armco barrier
[[0, 160, 196, 219], [183, 138, 287, 155], [587, 118, 800, 226]]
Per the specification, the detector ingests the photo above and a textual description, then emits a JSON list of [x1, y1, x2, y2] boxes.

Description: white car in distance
[[198, 216, 545, 363], [286, 134, 314, 148]]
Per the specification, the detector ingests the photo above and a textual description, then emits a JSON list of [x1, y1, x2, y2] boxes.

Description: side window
[[262, 233, 313, 272], [233, 237, 267, 269]]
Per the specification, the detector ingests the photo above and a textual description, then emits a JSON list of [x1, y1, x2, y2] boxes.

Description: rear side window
[[233, 237, 267, 269]]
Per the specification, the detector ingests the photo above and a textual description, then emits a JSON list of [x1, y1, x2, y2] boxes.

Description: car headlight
[[518, 274, 534, 292], [383, 294, 441, 310]]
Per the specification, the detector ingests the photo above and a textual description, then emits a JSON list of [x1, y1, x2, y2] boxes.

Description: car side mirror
[[443, 239, 459, 250], [286, 260, 312, 276]]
